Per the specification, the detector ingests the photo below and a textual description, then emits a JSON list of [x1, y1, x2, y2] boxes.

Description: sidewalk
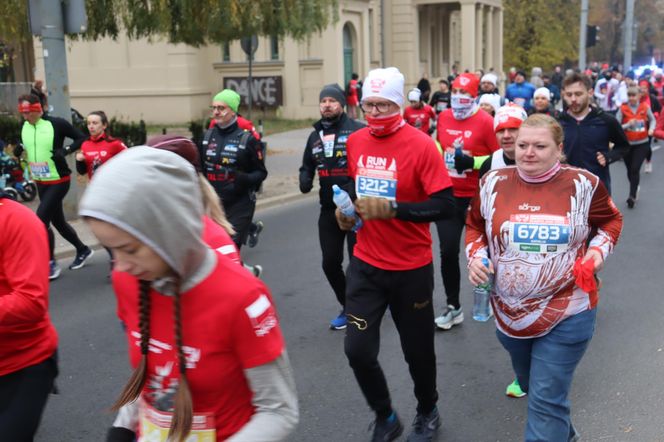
[[48, 127, 315, 260]]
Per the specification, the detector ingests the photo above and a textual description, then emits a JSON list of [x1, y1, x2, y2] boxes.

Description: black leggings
[[624, 141, 650, 199], [36, 181, 86, 260], [0, 353, 58, 441], [344, 258, 438, 418], [434, 196, 471, 309], [224, 195, 256, 251], [318, 208, 356, 307]]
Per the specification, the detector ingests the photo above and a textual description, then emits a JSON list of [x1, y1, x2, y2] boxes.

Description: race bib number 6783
[[508, 214, 571, 254]]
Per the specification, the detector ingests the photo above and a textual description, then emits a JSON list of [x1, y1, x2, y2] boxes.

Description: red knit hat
[[452, 73, 480, 97], [494, 103, 527, 133], [147, 135, 201, 172]]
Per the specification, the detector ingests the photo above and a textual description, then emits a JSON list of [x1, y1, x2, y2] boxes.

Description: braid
[[168, 279, 193, 442], [112, 280, 151, 411]]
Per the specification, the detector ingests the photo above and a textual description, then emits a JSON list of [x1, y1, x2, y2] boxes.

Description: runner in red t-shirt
[[434, 73, 499, 330], [75, 111, 127, 180], [346, 73, 361, 119], [403, 88, 437, 135], [0, 194, 58, 440], [336, 67, 454, 441], [80, 147, 297, 442]]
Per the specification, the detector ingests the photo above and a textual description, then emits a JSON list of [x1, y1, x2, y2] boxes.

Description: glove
[[106, 427, 136, 442], [13, 144, 23, 158], [427, 126, 435, 135], [454, 153, 474, 173]]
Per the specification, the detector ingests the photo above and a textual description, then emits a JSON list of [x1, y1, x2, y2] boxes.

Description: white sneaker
[[434, 305, 464, 330], [645, 161, 653, 174]]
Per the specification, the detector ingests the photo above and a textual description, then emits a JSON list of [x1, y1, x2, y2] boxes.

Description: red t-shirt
[[80, 135, 127, 179], [436, 109, 499, 197], [347, 79, 359, 106], [347, 124, 452, 270], [0, 198, 57, 375], [404, 105, 436, 134], [203, 216, 241, 264], [113, 255, 284, 440]]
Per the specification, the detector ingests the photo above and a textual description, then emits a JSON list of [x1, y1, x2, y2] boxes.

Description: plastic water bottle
[[332, 184, 362, 232], [472, 258, 493, 322]]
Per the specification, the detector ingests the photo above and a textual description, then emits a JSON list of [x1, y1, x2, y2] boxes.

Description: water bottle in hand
[[472, 257, 493, 322], [332, 184, 363, 232]]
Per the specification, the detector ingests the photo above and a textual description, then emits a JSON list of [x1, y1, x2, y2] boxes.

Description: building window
[[223, 42, 230, 62], [270, 36, 279, 60]]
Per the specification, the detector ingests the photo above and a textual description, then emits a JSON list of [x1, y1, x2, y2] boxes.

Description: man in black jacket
[[558, 73, 629, 194], [299, 84, 365, 330], [200, 89, 267, 274]]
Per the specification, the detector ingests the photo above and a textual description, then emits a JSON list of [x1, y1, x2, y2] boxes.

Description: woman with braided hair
[[79, 147, 298, 442]]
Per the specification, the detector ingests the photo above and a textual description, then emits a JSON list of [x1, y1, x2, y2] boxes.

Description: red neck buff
[[518, 161, 561, 183], [18, 102, 43, 113], [365, 112, 405, 137]]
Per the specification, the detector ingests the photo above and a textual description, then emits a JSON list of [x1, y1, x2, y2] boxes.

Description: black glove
[[427, 126, 436, 135], [106, 427, 136, 442], [13, 144, 24, 158], [454, 153, 474, 174]]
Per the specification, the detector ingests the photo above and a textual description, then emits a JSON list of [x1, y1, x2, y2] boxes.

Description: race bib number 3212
[[355, 168, 397, 200]]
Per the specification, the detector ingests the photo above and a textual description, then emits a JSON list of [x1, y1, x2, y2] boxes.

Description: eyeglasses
[[210, 105, 229, 112], [361, 102, 392, 113]]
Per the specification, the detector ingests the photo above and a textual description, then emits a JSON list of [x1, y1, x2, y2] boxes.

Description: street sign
[[241, 36, 259, 56]]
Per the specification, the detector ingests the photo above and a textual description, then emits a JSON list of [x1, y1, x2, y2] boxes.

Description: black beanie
[[320, 83, 346, 108]]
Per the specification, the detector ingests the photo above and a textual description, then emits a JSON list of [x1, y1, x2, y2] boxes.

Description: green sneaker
[[506, 379, 526, 398]]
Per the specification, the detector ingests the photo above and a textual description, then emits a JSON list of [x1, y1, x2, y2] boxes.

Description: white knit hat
[[494, 103, 528, 132], [362, 67, 405, 107], [534, 87, 551, 100], [407, 88, 422, 102], [479, 93, 502, 112], [481, 73, 498, 86]]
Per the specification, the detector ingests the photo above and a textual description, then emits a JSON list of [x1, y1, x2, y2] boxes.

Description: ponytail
[[168, 282, 193, 441]]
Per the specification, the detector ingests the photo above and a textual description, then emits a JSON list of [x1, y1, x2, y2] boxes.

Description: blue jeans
[[497, 308, 597, 442]]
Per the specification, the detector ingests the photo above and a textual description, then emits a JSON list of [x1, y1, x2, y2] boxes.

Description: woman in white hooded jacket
[[79, 147, 298, 442]]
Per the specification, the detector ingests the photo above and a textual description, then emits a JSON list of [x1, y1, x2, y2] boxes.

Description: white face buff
[[451, 94, 476, 120]]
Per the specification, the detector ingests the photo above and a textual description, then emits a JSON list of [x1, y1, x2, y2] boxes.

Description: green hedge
[[0, 114, 147, 147]]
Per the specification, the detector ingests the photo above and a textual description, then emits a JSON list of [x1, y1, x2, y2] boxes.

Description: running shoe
[[243, 263, 263, 278], [434, 305, 464, 330], [506, 378, 527, 398], [406, 407, 441, 441], [247, 221, 264, 248], [626, 197, 635, 209], [370, 412, 403, 442], [49, 260, 61, 280], [645, 160, 653, 174], [69, 247, 94, 270], [329, 310, 347, 330]]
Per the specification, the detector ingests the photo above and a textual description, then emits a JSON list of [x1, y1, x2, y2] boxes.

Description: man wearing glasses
[[336, 67, 454, 441], [200, 89, 267, 274]]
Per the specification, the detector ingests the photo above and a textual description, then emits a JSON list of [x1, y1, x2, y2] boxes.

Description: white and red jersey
[[202, 216, 241, 264], [347, 124, 452, 271], [112, 255, 284, 440], [80, 134, 127, 179], [404, 104, 436, 134], [0, 198, 57, 376], [466, 166, 623, 338], [437, 109, 498, 197]]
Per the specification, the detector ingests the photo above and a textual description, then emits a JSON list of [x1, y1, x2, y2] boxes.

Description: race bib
[[508, 214, 570, 253], [436, 102, 448, 112], [30, 162, 51, 179], [322, 134, 335, 158], [443, 149, 467, 178], [139, 401, 215, 442], [356, 167, 397, 200]]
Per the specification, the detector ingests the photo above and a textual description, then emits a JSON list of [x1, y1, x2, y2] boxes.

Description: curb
[[54, 191, 315, 261]]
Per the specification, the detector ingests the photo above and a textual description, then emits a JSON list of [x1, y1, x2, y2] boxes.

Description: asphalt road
[[37, 154, 664, 442]]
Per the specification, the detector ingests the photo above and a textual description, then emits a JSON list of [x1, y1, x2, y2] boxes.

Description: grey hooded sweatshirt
[[79, 147, 298, 441]]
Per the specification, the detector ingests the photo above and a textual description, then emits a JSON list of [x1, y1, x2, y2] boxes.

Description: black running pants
[[318, 208, 356, 307], [434, 196, 471, 310], [36, 181, 86, 260], [344, 257, 438, 419], [224, 195, 256, 251], [624, 141, 650, 199], [0, 353, 58, 442]]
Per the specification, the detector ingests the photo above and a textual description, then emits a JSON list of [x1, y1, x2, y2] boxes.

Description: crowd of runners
[[2, 59, 661, 441]]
